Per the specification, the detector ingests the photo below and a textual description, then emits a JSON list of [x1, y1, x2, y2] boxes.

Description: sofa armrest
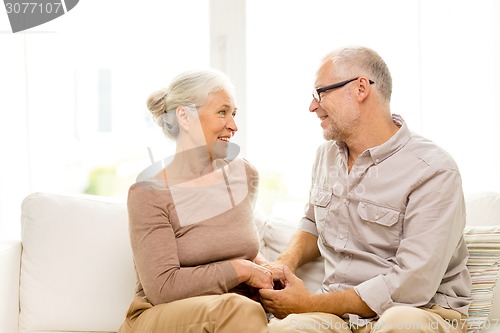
[[0, 240, 21, 333]]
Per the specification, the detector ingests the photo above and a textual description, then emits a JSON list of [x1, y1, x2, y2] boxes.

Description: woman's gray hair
[[147, 68, 235, 140], [325, 46, 392, 102]]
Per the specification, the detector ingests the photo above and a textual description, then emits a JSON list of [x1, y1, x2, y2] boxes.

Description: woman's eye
[[232, 112, 237, 118], [218, 110, 226, 116]]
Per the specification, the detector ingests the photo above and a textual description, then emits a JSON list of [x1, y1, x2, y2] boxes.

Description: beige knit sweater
[[126, 157, 260, 309]]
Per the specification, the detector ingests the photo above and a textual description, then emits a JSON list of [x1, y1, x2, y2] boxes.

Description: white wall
[[419, 0, 500, 194]]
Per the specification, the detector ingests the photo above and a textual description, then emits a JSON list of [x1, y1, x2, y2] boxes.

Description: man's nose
[[309, 98, 320, 113]]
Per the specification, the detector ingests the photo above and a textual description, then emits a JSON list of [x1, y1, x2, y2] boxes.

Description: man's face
[[309, 60, 359, 142]]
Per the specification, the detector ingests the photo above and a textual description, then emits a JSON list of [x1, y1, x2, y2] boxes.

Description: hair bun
[[146, 88, 169, 118]]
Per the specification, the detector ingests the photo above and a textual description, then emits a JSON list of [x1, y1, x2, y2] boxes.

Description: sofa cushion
[[466, 192, 500, 228], [20, 192, 135, 333]]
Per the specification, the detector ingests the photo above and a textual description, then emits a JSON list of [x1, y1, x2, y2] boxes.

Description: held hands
[[231, 259, 311, 319], [231, 259, 274, 290], [259, 266, 310, 319], [261, 261, 287, 285]]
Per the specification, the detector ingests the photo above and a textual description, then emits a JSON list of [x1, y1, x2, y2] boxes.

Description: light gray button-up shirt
[[299, 115, 472, 317]]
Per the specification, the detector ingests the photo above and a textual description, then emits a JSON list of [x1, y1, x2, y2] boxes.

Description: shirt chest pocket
[[356, 202, 402, 253], [311, 187, 333, 224], [310, 187, 338, 246]]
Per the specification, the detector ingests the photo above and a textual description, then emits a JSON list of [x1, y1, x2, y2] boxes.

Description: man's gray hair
[[325, 46, 392, 102]]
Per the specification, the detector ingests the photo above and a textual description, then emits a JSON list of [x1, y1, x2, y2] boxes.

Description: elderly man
[[260, 46, 472, 333]]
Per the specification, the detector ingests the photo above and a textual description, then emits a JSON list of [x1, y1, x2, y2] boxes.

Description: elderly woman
[[118, 69, 272, 333]]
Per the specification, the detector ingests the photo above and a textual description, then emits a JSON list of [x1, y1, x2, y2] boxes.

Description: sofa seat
[[0, 191, 499, 333]]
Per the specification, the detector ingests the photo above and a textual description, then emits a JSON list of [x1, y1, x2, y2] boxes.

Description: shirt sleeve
[[298, 204, 319, 236], [355, 168, 467, 315], [127, 182, 240, 305], [298, 145, 324, 237]]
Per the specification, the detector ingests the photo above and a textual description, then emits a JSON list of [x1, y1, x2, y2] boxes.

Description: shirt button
[[375, 158, 380, 163], [374, 215, 380, 220]]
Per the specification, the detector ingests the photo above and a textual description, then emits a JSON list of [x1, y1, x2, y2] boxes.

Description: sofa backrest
[[466, 192, 500, 228], [20, 192, 135, 333]]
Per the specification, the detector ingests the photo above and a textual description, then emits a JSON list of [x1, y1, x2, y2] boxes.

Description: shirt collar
[[367, 114, 411, 165], [335, 114, 411, 166]]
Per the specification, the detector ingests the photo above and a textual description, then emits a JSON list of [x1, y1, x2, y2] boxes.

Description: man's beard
[[324, 121, 344, 141], [323, 108, 359, 142]]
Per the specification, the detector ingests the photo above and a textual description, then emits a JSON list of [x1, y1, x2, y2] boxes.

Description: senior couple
[[118, 46, 472, 333]]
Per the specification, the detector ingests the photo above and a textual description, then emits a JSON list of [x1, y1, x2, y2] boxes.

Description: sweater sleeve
[[128, 182, 240, 305]]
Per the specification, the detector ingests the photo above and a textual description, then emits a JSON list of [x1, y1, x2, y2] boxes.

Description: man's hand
[[259, 266, 311, 319], [260, 266, 377, 320]]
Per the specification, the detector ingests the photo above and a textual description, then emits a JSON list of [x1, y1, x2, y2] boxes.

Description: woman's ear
[[176, 106, 190, 131]]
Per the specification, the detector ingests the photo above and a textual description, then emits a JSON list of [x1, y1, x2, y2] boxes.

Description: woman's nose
[[226, 115, 238, 133]]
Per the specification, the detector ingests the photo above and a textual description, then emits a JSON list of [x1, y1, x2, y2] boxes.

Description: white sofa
[[1, 191, 500, 333]]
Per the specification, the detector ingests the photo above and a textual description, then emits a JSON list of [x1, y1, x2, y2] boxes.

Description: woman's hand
[[254, 252, 286, 288], [261, 261, 287, 284], [231, 259, 274, 290]]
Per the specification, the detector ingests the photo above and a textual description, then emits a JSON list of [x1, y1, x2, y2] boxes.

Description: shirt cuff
[[298, 217, 318, 236], [354, 275, 394, 316]]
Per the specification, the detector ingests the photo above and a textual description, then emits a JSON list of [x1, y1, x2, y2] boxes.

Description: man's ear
[[356, 77, 371, 102], [176, 106, 189, 131]]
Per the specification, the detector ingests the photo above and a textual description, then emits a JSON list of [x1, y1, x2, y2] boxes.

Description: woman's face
[[196, 90, 238, 158]]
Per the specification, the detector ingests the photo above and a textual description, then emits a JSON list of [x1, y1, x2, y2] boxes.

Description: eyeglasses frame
[[313, 77, 375, 103]]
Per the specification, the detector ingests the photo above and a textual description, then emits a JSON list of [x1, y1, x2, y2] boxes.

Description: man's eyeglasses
[[313, 77, 375, 103]]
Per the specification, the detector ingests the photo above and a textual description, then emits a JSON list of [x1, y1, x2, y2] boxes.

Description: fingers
[[258, 288, 289, 319], [259, 287, 277, 299], [244, 261, 302, 291], [231, 259, 274, 289], [261, 261, 286, 281], [258, 269, 309, 319], [249, 263, 274, 289]]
